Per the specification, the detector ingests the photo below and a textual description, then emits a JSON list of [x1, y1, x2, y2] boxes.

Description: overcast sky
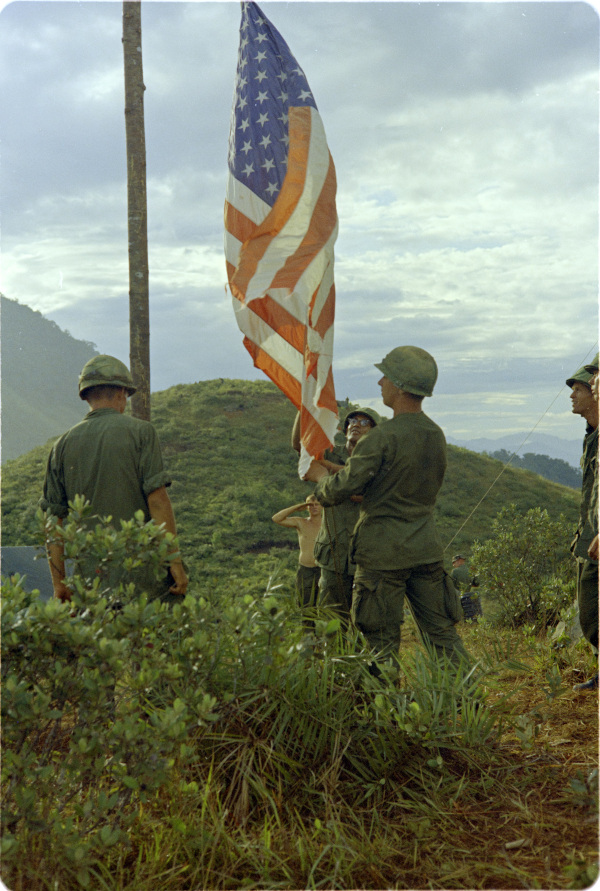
[[1, 0, 598, 442]]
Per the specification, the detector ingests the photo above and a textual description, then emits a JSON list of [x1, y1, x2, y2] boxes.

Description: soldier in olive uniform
[[41, 355, 188, 603], [291, 407, 380, 621], [305, 346, 468, 667], [451, 554, 482, 622], [568, 354, 599, 691]]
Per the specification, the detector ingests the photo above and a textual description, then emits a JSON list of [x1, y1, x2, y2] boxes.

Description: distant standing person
[[451, 554, 482, 622], [567, 356, 599, 691], [40, 355, 188, 603], [272, 495, 322, 611], [305, 346, 469, 668]]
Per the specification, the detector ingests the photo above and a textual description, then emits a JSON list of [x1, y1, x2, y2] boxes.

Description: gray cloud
[[1, 1, 597, 443]]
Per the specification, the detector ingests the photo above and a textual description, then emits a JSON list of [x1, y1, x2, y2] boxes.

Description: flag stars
[[265, 181, 279, 197], [278, 91, 288, 103], [255, 69, 268, 83], [257, 112, 269, 126], [259, 134, 272, 148], [298, 89, 312, 102], [238, 118, 250, 132], [242, 162, 255, 178], [256, 90, 269, 104], [255, 50, 267, 62], [255, 30, 268, 43], [241, 140, 253, 155], [261, 157, 275, 172], [237, 94, 248, 111]]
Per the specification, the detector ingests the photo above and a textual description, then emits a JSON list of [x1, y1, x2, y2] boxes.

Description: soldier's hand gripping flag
[[224, 1, 339, 477]]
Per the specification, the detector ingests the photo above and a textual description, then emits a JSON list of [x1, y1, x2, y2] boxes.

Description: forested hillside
[[1, 378, 580, 590], [1, 295, 98, 462], [486, 449, 582, 489]]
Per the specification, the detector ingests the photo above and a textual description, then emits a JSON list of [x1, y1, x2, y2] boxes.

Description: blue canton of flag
[[225, 1, 339, 475], [227, 2, 317, 207]]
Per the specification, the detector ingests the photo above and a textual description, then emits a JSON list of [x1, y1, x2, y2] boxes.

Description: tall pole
[[122, 0, 150, 420]]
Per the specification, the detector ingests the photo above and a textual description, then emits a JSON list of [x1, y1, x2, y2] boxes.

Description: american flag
[[224, 1, 339, 476]]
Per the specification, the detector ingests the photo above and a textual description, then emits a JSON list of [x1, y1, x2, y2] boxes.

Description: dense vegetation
[[486, 448, 582, 490], [1, 378, 580, 596], [2, 502, 597, 891]]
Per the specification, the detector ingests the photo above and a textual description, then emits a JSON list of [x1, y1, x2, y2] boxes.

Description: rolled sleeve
[[139, 426, 172, 497], [40, 445, 69, 518]]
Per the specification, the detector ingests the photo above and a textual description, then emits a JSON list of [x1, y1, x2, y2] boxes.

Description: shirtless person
[[272, 495, 323, 610]]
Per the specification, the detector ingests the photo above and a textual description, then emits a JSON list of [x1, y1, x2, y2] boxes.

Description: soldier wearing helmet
[[293, 406, 381, 622], [568, 353, 599, 692], [305, 346, 469, 669], [40, 355, 188, 603]]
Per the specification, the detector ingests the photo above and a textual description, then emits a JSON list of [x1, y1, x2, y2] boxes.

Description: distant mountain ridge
[[447, 433, 583, 469], [1, 295, 99, 463]]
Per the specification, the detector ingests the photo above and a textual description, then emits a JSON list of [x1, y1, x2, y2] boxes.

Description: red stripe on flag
[[299, 406, 334, 460], [243, 294, 307, 352], [270, 146, 337, 292], [243, 337, 302, 407], [309, 283, 335, 339], [229, 108, 311, 299], [224, 201, 256, 247], [317, 366, 338, 413]]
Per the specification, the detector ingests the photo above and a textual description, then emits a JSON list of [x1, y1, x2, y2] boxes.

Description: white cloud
[[0, 1, 597, 443]]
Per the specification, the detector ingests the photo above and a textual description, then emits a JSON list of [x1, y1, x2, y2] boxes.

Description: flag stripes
[[224, 2, 339, 475]]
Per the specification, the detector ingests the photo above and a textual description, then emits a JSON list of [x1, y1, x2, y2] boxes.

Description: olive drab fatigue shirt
[[41, 408, 173, 596], [312, 443, 360, 575], [41, 408, 172, 522], [314, 412, 446, 571], [572, 424, 598, 563]]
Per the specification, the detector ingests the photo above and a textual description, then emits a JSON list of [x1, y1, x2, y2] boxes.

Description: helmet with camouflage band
[[78, 355, 137, 400], [584, 352, 599, 375], [374, 346, 438, 397], [566, 365, 594, 388], [342, 406, 382, 432]]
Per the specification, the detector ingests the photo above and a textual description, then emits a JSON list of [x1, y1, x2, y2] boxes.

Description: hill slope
[[1, 379, 580, 587], [1, 295, 98, 462]]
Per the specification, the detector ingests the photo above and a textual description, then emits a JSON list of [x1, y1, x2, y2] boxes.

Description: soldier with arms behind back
[[41, 355, 188, 603]]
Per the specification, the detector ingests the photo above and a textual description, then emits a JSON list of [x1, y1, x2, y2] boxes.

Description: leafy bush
[[2, 505, 496, 889], [470, 504, 575, 631]]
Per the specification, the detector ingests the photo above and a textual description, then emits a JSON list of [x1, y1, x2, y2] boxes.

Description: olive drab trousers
[[351, 562, 470, 665], [577, 559, 599, 651]]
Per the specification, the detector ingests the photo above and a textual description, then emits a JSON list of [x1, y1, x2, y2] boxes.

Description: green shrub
[[470, 504, 575, 631], [2, 505, 499, 889]]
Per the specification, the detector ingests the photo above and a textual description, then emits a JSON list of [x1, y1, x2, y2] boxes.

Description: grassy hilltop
[[2, 377, 579, 589], [2, 379, 597, 891]]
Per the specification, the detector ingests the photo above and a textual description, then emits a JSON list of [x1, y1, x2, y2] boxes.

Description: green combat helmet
[[78, 355, 137, 400], [342, 406, 382, 432], [374, 346, 438, 397], [584, 352, 599, 374], [566, 365, 593, 388]]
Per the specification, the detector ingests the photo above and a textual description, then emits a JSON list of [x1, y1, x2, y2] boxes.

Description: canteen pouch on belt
[[443, 571, 463, 623]]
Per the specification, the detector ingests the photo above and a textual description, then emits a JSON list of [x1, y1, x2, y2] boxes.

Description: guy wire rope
[[444, 345, 598, 553]]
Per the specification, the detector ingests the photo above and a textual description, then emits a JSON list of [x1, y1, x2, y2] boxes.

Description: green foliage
[[1, 379, 580, 592], [470, 504, 575, 631], [3, 508, 500, 890]]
